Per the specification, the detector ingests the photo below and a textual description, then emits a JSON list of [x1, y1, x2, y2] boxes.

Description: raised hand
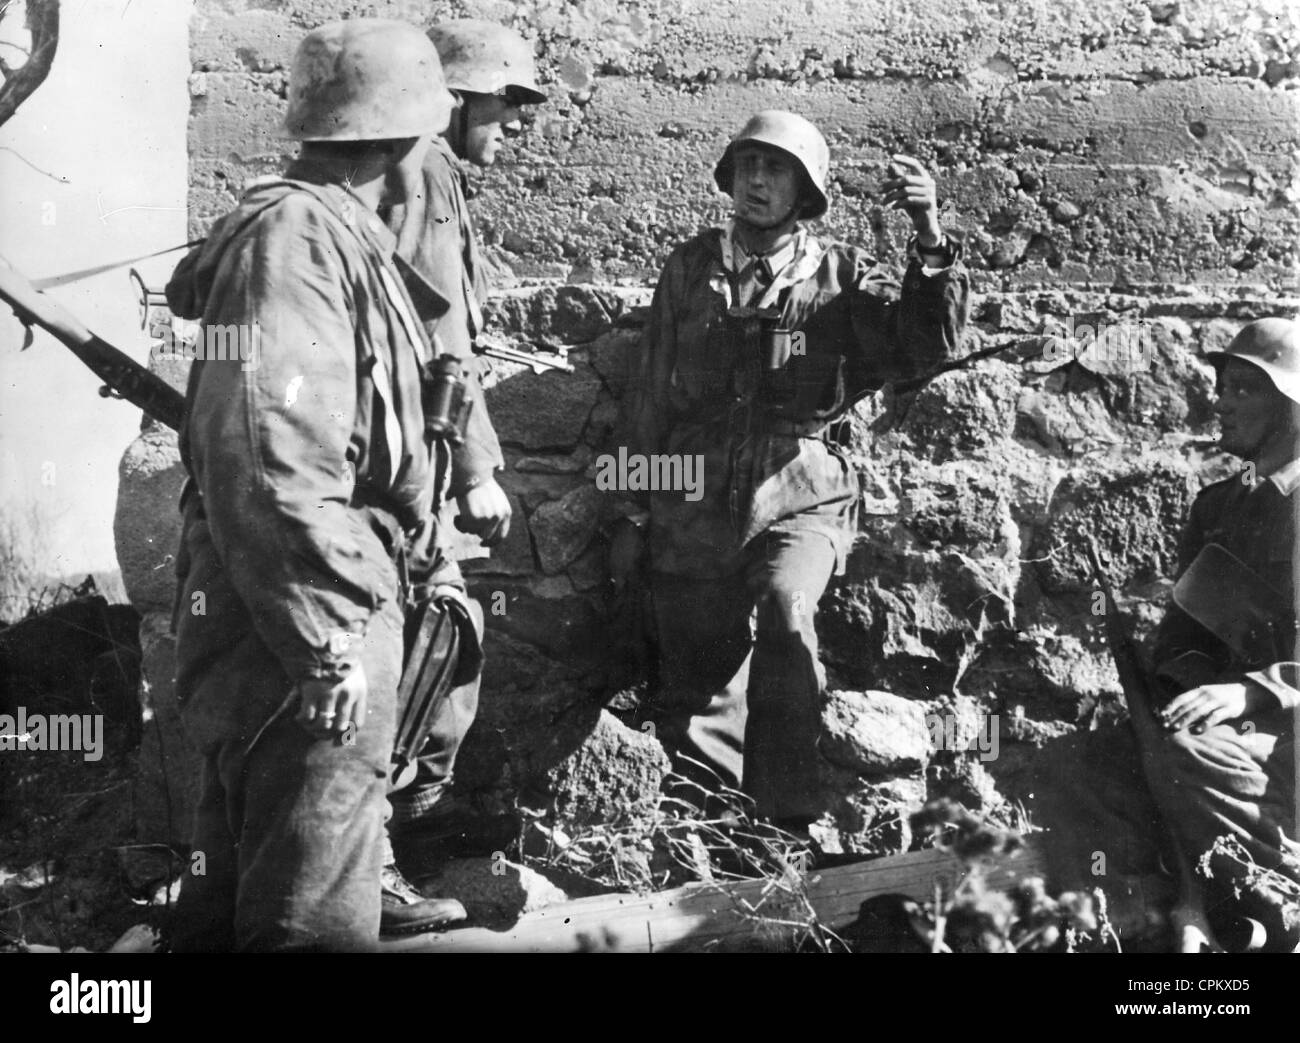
[[881, 154, 942, 249]]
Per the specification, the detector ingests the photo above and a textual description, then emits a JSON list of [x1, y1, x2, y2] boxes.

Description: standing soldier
[[376, 18, 547, 933], [625, 111, 970, 829], [165, 20, 454, 951]]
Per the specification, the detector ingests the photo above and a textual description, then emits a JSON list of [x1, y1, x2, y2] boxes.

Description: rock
[[962, 625, 1121, 721], [820, 545, 1012, 696], [114, 428, 185, 616], [1033, 455, 1197, 593], [1052, 199, 1082, 222], [415, 857, 570, 927], [819, 689, 931, 776], [900, 361, 1021, 462], [489, 286, 616, 345], [811, 774, 928, 856], [558, 54, 594, 93], [566, 542, 607, 593], [1016, 371, 1120, 451], [452, 632, 667, 845], [583, 396, 621, 449], [586, 328, 640, 398], [514, 448, 591, 475], [487, 361, 600, 450], [543, 709, 671, 828], [530, 484, 602, 574], [453, 630, 602, 796], [900, 458, 1018, 554]]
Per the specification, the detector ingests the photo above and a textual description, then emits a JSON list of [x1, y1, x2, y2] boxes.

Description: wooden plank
[[383, 839, 1045, 953]]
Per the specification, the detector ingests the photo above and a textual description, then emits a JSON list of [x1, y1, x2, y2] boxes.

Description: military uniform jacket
[[386, 137, 505, 497], [628, 222, 970, 577], [1152, 461, 1300, 711], [166, 165, 436, 743]]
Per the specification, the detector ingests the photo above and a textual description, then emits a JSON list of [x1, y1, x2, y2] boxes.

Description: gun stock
[[1084, 536, 1218, 952], [0, 257, 185, 432]]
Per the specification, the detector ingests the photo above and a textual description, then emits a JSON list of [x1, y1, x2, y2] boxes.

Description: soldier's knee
[[753, 587, 808, 638]]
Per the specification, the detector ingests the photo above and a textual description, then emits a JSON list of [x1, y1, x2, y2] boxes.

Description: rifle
[[0, 256, 185, 431], [1085, 537, 1218, 952], [474, 333, 574, 374]]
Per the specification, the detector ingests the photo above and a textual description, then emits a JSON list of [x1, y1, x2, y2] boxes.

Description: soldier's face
[[462, 93, 523, 168], [731, 145, 802, 228], [1214, 358, 1294, 459]]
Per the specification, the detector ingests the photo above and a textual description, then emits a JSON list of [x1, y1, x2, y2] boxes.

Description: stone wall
[[118, 0, 1299, 854]]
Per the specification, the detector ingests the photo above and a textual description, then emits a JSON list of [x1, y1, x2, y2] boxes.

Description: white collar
[[729, 224, 801, 277], [714, 219, 826, 310]]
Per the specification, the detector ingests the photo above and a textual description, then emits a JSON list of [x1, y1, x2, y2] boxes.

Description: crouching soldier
[[1039, 318, 1299, 951], [374, 18, 547, 936], [166, 20, 454, 951], [624, 111, 970, 829]]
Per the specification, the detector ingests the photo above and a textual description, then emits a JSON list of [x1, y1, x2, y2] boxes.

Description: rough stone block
[[115, 429, 185, 617], [529, 484, 602, 574], [487, 361, 600, 450], [1033, 454, 1198, 593], [900, 360, 1021, 462], [820, 689, 931, 777]]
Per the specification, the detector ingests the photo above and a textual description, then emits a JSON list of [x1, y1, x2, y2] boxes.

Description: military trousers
[[644, 528, 837, 822], [1035, 708, 1297, 936], [171, 597, 403, 953]]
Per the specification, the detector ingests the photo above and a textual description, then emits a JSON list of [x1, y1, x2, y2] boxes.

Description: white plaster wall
[[0, 0, 192, 617]]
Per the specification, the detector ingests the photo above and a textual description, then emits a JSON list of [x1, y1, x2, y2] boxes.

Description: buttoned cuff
[[284, 630, 366, 684]]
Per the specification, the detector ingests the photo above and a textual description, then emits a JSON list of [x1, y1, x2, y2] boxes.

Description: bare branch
[[0, 0, 59, 128]]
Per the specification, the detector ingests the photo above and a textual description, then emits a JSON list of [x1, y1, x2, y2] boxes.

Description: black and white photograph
[[0, 0, 1296, 1000]]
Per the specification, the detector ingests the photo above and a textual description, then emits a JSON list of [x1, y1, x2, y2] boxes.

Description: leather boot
[[379, 862, 467, 937]]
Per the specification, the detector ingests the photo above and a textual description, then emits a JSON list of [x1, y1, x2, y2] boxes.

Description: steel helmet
[[283, 19, 455, 141], [1206, 317, 1300, 405], [714, 110, 830, 220], [428, 19, 546, 104]]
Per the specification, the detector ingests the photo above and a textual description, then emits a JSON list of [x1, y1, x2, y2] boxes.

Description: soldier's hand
[[294, 664, 369, 741], [1160, 680, 1272, 735], [456, 478, 512, 547], [880, 154, 942, 249]]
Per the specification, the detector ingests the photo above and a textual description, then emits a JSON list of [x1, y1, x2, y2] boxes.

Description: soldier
[[164, 19, 454, 951], [1041, 318, 1299, 950], [624, 111, 970, 829], [376, 18, 547, 934]]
